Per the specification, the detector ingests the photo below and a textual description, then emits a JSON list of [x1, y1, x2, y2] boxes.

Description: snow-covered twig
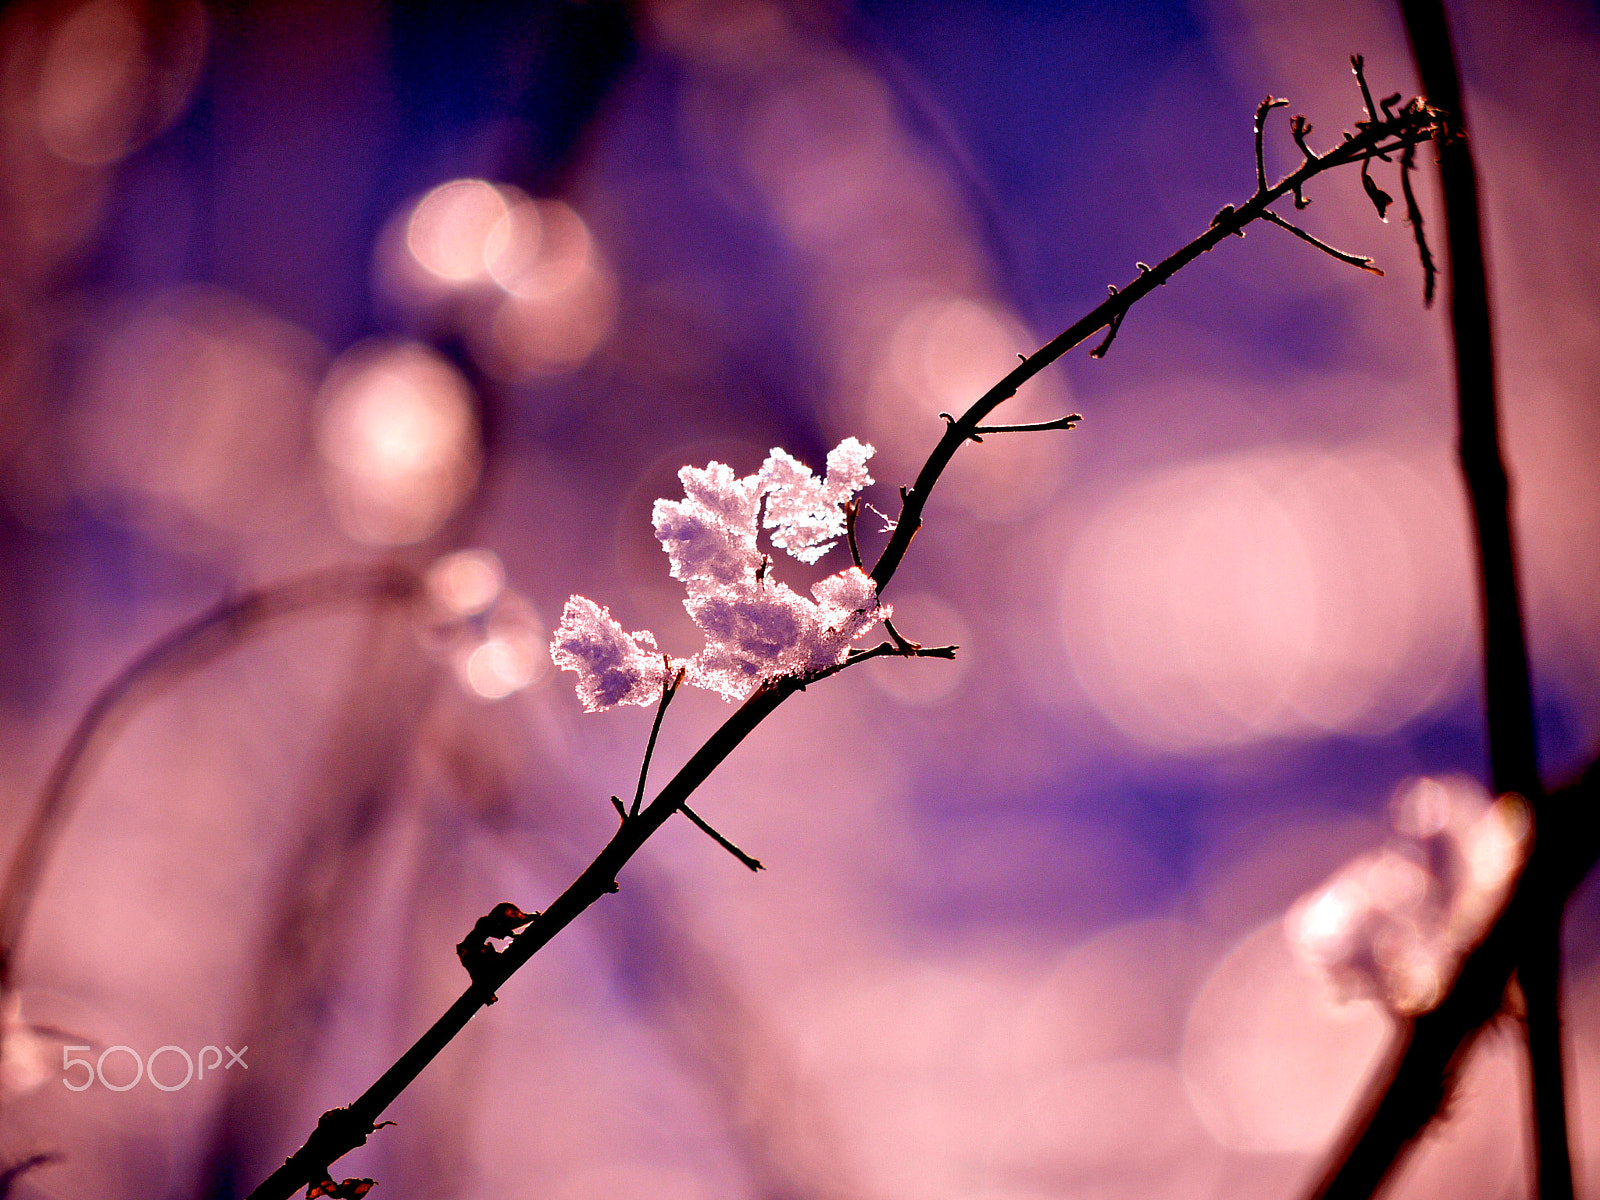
[[234, 83, 1438, 1200]]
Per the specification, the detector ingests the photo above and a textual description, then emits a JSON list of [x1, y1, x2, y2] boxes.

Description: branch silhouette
[[242, 87, 1441, 1200]]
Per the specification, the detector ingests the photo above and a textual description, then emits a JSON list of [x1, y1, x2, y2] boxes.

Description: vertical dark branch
[[1398, 4, 1563, 1200], [1399, 1, 1537, 801], [1393, 10, 1566, 1200], [1303, 13, 1563, 1200]]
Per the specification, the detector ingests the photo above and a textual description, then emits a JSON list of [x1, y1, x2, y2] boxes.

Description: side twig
[[633, 661, 686, 817], [1260, 209, 1383, 274]]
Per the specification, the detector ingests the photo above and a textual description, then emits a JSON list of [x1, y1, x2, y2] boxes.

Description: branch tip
[[1254, 95, 1290, 193], [1352, 53, 1377, 121], [678, 802, 763, 871], [1361, 160, 1394, 220]]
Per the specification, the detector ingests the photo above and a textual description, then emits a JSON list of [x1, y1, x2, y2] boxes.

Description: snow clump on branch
[[550, 438, 889, 710]]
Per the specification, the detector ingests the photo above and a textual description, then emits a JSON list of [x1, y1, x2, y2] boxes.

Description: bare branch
[[1255, 95, 1290, 194], [243, 78, 1440, 1200], [632, 661, 687, 818], [844, 497, 865, 569], [1351, 54, 1379, 125], [867, 92, 1437, 592]]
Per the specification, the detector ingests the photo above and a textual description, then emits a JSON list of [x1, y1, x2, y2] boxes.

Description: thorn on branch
[[1136, 261, 1165, 284], [456, 903, 540, 1002], [939, 412, 983, 443], [678, 802, 763, 871], [1254, 95, 1289, 194], [1261, 209, 1383, 274]]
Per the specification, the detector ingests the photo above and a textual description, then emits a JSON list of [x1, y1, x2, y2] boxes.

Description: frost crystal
[[653, 461, 764, 587], [758, 437, 874, 564], [551, 439, 890, 710], [549, 596, 675, 712]]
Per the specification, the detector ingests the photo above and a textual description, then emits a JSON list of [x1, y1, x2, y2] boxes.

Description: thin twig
[[1400, 139, 1438, 306], [678, 802, 764, 872], [806, 638, 959, 688], [1255, 96, 1289, 194], [244, 85, 1438, 1200], [1289, 115, 1316, 207], [881, 618, 920, 654], [1260, 209, 1384, 273], [1349, 56, 1393, 160], [1290, 113, 1316, 162], [632, 662, 686, 818], [971, 415, 1083, 436]]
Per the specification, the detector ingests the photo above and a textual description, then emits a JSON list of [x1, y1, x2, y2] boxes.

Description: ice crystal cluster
[[551, 438, 889, 711]]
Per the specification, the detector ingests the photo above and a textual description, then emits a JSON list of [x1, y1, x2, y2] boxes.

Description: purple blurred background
[[0, 0, 1597, 1197]]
